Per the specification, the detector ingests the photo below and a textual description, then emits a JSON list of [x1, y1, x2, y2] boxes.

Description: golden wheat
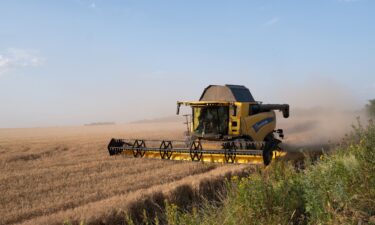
[[0, 122, 248, 225]]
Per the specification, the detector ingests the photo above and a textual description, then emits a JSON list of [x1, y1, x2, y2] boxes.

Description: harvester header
[[108, 84, 290, 165]]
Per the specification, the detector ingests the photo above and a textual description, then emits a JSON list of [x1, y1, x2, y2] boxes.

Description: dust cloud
[[273, 77, 368, 151]]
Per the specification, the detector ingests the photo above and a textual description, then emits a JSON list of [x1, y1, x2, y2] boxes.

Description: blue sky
[[0, 0, 374, 128]]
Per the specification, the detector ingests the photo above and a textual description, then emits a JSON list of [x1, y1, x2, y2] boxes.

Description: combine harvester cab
[[108, 84, 289, 165]]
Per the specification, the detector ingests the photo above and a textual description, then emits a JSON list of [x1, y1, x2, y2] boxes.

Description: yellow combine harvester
[[108, 85, 289, 165]]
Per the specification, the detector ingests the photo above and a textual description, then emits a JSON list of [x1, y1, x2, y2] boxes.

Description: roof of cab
[[199, 84, 255, 102]]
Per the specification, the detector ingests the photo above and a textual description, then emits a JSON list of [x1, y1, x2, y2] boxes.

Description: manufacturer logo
[[252, 118, 274, 132]]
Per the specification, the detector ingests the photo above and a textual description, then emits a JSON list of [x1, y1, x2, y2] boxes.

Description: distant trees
[[366, 99, 375, 118]]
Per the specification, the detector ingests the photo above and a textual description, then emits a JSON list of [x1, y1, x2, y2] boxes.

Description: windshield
[[193, 106, 228, 136]]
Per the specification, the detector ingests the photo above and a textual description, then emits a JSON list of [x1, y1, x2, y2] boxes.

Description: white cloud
[[263, 17, 280, 27], [0, 55, 10, 67], [0, 48, 45, 75]]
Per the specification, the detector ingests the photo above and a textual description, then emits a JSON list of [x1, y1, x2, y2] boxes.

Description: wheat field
[[0, 122, 251, 225]]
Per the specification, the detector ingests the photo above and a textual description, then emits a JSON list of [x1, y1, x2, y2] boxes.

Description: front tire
[[263, 134, 281, 166]]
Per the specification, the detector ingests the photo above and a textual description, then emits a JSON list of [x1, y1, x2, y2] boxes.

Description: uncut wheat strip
[[0, 128, 183, 159], [1, 138, 123, 166], [0, 142, 116, 174], [0, 153, 115, 173], [0, 155, 107, 178], [4, 162, 214, 225], [27, 153, 134, 171], [0, 142, 78, 164], [0, 158, 146, 187], [17, 164, 252, 225], [0, 141, 156, 181], [0, 148, 72, 164]]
